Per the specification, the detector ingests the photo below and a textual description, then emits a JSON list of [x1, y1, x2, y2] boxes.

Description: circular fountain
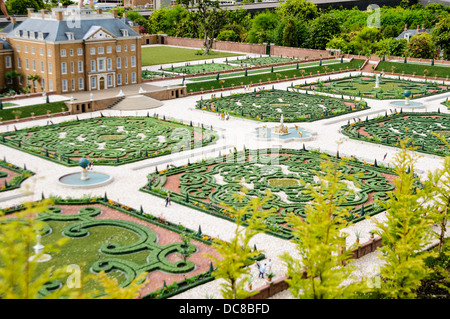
[[57, 158, 113, 189], [389, 90, 425, 110], [255, 115, 317, 142]]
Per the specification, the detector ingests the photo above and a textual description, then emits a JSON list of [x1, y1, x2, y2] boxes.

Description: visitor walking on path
[[267, 259, 272, 273], [258, 263, 266, 279], [0, 0, 9, 21], [165, 192, 171, 207]]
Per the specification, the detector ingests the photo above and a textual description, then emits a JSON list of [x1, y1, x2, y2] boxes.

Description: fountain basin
[[58, 171, 114, 189], [255, 126, 316, 142], [389, 100, 425, 110]]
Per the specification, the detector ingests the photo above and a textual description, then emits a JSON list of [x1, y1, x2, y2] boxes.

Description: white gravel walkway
[[1, 71, 449, 299]]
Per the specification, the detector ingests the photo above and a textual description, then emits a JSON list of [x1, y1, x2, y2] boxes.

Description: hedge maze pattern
[[36, 205, 198, 288], [142, 148, 397, 239], [0, 159, 34, 192], [341, 112, 450, 157], [196, 89, 368, 122], [0, 116, 217, 166], [295, 75, 450, 99]]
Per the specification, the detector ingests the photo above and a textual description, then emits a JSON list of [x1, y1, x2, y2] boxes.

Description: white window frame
[[78, 61, 83, 73], [78, 77, 84, 90], [5, 56, 12, 68], [62, 79, 68, 92], [61, 62, 67, 75], [60, 49, 67, 57]]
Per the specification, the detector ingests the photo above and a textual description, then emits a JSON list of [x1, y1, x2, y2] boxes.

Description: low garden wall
[[248, 236, 383, 299]]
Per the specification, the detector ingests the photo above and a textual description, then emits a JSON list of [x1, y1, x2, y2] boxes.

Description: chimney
[[422, 24, 425, 32], [41, 9, 48, 19], [123, 11, 127, 19], [10, 17, 16, 24], [27, 8, 35, 17], [417, 25, 420, 32], [96, 8, 103, 15], [112, 8, 118, 18], [404, 24, 407, 31], [56, 10, 63, 21]]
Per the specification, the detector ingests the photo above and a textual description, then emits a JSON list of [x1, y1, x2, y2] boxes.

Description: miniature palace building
[[0, 7, 142, 94]]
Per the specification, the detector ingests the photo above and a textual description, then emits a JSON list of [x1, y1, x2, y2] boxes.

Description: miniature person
[[165, 192, 171, 207], [267, 259, 272, 273], [258, 263, 266, 279]]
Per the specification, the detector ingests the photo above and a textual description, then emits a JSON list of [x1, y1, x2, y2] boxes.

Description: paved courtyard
[[1, 55, 450, 299]]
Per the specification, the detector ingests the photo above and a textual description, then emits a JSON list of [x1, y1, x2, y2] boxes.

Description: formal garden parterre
[[294, 75, 450, 100], [0, 116, 218, 166], [0, 159, 34, 192], [140, 148, 397, 240], [341, 112, 450, 157], [195, 89, 368, 122], [0, 197, 249, 299]]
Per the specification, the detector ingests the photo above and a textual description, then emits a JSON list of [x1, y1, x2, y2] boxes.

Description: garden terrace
[[0, 198, 225, 299], [195, 89, 368, 122], [294, 75, 450, 100], [0, 159, 34, 192], [140, 148, 398, 240], [341, 112, 450, 157], [229, 56, 297, 66], [0, 116, 218, 166], [162, 62, 241, 75], [141, 46, 242, 66], [376, 61, 450, 80], [0, 101, 69, 122], [185, 59, 365, 93]]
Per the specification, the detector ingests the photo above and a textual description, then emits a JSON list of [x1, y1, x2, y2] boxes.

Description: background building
[[2, 7, 142, 95]]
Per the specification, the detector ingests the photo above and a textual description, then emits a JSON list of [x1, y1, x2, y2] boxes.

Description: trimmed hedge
[[2, 197, 263, 299], [0, 116, 218, 167], [341, 112, 450, 157], [0, 159, 34, 192], [196, 88, 369, 122], [186, 59, 365, 93], [140, 148, 398, 240]]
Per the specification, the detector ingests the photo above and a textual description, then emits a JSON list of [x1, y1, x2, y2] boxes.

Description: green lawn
[[0, 101, 68, 121], [186, 59, 365, 93], [141, 46, 243, 66], [376, 61, 450, 79]]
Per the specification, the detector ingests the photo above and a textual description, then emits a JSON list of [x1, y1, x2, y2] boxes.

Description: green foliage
[[432, 15, 450, 60], [405, 32, 436, 59], [280, 154, 366, 298], [207, 188, 274, 299], [374, 140, 435, 299], [5, 0, 45, 15], [306, 13, 341, 50]]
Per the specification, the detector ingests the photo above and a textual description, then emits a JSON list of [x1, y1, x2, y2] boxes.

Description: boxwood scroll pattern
[[141, 148, 397, 239], [195, 89, 368, 122], [37, 205, 197, 288], [0, 116, 217, 166], [294, 75, 450, 100], [341, 112, 450, 157], [0, 159, 34, 192]]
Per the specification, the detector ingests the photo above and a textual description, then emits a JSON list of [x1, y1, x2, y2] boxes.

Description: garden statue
[[274, 114, 289, 135], [374, 74, 380, 89], [28, 234, 51, 262], [403, 90, 411, 106], [78, 157, 90, 181]]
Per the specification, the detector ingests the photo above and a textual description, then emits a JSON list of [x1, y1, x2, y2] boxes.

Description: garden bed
[[0, 116, 218, 166], [140, 148, 398, 240], [0, 159, 34, 192], [195, 89, 368, 122], [341, 112, 450, 157]]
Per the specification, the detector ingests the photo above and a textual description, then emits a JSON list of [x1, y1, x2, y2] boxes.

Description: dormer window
[[120, 29, 129, 37], [23, 31, 28, 38], [15, 30, 20, 37], [38, 32, 44, 40], [66, 32, 75, 41], [29, 32, 35, 39]]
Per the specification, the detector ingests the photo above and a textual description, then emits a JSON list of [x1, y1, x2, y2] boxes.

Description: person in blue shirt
[[258, 264, 266, 279]]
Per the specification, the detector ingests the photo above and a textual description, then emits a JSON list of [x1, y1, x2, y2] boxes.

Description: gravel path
[[1, 70, 449, 299]]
